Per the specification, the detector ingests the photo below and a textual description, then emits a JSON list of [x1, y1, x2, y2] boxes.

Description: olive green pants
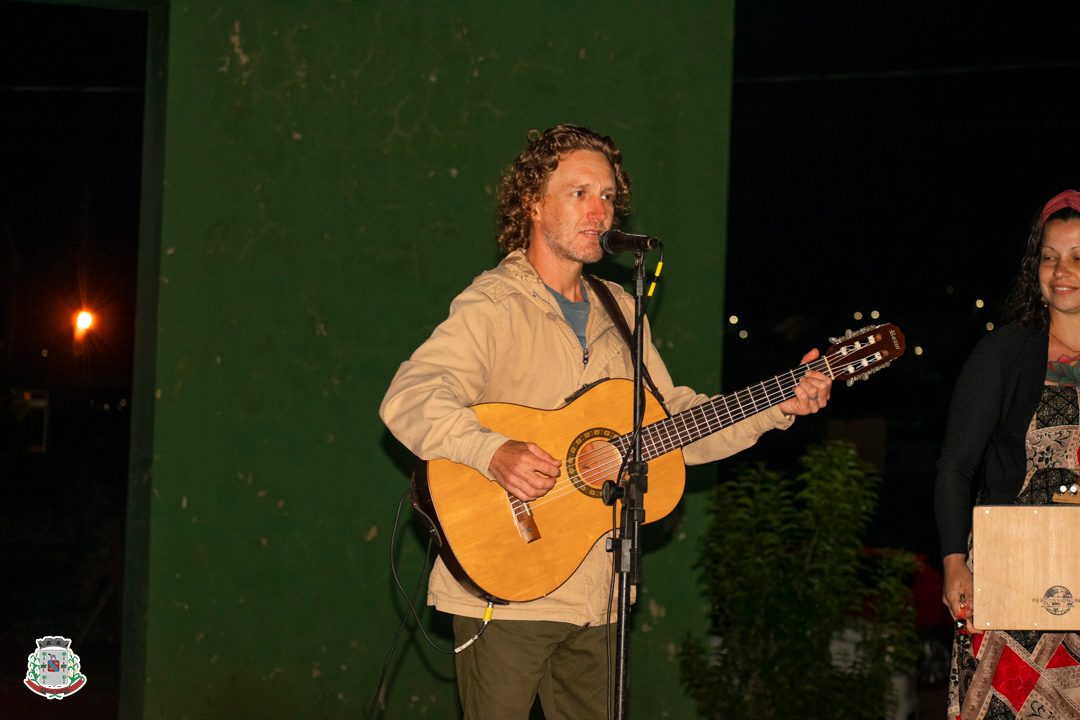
[[452, 615, 614, 720]]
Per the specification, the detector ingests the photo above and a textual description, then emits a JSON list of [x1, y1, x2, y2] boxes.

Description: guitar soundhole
[[567, 427, 622, 499]]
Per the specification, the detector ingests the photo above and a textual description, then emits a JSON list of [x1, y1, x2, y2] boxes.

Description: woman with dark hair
[[936, 189, 1080, 718]]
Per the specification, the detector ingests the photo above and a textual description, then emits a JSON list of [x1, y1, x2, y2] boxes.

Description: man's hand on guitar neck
[[489, 440, 562, 501], [777, 348, 833, 417]]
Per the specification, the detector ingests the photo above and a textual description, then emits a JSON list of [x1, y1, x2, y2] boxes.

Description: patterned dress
[[948, 382, 1080, 719]]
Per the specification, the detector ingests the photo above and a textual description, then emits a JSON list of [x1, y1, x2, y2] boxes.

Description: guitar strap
[[584, 274, 669, 413]]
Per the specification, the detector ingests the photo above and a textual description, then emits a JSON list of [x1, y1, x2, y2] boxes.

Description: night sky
[[3, 0, 1080, 711], [718, 2, 1080, 560], [726, 1, 1080, 347], [717, 11, 1080, 701], [2, 3, 143, 393]]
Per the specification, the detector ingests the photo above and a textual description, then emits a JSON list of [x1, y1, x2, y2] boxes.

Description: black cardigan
[[934, 323, 1048, 557]]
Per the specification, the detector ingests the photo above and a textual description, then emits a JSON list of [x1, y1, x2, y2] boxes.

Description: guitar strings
[[513, 366, 814, 513], [508, 348, 857, 515], [509, 334, 889, 518]]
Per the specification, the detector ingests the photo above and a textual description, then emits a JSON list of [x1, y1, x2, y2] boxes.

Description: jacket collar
[[499, 249, 546, 291], [499, 250, 596, 304]]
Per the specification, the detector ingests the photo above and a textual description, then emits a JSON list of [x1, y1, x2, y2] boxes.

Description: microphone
[[599, 229, 660, 254]]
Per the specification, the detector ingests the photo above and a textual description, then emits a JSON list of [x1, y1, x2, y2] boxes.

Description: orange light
[[73, 310, 95, 340]]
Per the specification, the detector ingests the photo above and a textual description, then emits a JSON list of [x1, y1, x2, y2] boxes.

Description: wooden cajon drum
[[972, 505, 1080, 631]]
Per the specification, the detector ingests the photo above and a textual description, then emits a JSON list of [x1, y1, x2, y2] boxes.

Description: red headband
[[1039, 189, 1080, 228]]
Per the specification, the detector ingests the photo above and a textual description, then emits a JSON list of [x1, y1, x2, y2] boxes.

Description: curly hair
[[1004, 206, 1080, 329], [495, 124, 632, 253]]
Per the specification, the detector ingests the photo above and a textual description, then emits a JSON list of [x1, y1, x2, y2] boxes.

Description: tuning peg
[[844, 359, 894, 387], [830, 324, 883, 346]]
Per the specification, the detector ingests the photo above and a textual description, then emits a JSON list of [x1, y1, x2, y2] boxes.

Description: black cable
[[388, 503, 451, 654], [389, 501, 491, 655], [366, 488, 433, 719], [366, 486, 495, 719]]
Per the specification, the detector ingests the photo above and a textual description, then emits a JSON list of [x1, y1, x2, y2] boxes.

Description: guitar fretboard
[[612, 360, 828, 461], [607, 323, 901, 460]]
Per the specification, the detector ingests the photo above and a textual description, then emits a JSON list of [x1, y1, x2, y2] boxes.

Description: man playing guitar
[[379, 124, 833, 719]]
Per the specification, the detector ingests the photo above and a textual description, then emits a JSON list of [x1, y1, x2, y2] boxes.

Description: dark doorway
[[1, 2, 147, 716]]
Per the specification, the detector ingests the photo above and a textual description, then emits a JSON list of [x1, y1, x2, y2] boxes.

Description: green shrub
[[680, 442, 921, 719]]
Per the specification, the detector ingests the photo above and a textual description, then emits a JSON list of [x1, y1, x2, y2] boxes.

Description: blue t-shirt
[[546, 283, 590, 350]]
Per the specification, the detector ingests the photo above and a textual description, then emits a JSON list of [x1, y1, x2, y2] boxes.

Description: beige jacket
[[380, 250, 791, 625]]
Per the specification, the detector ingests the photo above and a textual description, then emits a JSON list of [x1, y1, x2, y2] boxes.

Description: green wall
[[124, 1, 736, 717]]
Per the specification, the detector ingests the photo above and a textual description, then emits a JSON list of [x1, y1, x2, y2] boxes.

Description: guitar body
[[414, 378, 685, 603]]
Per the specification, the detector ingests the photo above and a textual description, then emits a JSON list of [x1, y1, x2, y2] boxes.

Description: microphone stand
[[603, 250, 649, 720]]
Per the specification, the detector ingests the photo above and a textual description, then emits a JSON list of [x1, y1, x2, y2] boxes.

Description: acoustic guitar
[[411, 323, 905, 602]]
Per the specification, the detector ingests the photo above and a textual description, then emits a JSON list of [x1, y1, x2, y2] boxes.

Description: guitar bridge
[[508, 492, 541, 544]]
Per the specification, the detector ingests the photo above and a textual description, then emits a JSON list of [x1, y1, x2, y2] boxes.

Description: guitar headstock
[[826, 323, 906, 387], [1053, 483, 1080, 505]]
